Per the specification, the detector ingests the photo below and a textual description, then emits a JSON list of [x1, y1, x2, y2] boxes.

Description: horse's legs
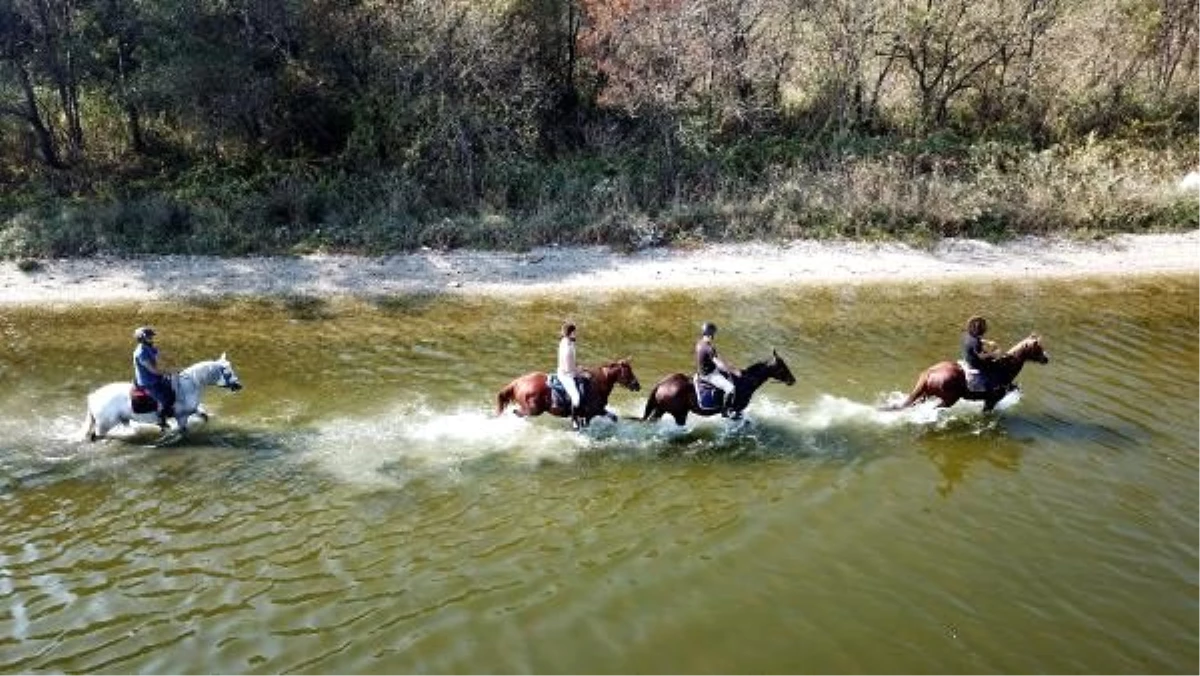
[[982, 391, 1005, 413]]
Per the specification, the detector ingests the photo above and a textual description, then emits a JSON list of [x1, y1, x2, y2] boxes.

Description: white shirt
[[557, 336, 577, 375]]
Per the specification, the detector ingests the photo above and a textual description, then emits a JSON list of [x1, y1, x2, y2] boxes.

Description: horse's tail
[[885, 368, 930, 411], [79, 408, 97, 442], [496, 383, 516, 416], [641, 381, 662, 421]]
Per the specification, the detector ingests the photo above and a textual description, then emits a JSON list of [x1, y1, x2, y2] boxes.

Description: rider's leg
[[705, 372, 738, 416], [559, 374, 583, 427], [561, 373, 581, 417], [150, 381, 172, 429]]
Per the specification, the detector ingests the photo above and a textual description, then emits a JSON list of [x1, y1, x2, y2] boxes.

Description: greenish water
[[1, 275, 1196, 674]]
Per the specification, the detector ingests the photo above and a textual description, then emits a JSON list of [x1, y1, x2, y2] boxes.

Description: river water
[[1, 274, 1196, 673]]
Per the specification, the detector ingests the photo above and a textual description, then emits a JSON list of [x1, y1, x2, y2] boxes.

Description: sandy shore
[[0, 232, 1196, 306]]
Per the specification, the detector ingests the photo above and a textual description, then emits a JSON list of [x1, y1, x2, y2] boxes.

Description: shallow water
[[0, 275, 1196, 673]]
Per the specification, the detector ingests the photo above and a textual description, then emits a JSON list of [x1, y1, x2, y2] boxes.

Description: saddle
[[692, 374, 725, 412], [548, 374, 590, 411], [958, 362, 990, 393], [130, 384, 160, 414], [130, 383, 175, 419]]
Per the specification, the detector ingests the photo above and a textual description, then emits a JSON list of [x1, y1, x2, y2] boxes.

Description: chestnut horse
[[496, 359, 641, 428], [888, 334, 1049, 412], [641, 349, 796, 426]]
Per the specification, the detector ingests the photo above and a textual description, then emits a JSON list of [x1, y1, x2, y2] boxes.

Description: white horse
[[80, 353, 243, 442]]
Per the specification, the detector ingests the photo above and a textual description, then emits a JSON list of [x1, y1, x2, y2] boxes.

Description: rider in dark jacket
[[962, 315, 1000, 389]]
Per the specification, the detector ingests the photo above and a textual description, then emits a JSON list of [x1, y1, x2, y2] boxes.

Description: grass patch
[[1, 135, 1195, 259]]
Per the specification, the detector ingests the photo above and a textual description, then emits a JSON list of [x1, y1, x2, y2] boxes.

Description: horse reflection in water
[[887, 334, 1049, 412], [81, 353, 244, 442], [496, 358, 641, 429], [642, 349, 797, 426]]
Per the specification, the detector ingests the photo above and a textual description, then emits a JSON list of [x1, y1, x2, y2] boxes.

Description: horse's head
[[611, 358, 641, 392], [768, 348, 797, 385], [215, 352, 244, 391], [1012, 335, 1049, 365]]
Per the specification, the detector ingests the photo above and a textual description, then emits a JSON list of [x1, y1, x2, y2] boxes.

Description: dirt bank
[[1, 232, 1196, 306]]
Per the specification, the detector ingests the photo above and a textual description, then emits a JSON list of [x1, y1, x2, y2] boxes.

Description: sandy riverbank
[[0, 232, 1196, 306]]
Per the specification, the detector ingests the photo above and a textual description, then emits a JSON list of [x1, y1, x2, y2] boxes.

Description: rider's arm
[[714, 355, 740, 377], [965, 341, 995, 363]]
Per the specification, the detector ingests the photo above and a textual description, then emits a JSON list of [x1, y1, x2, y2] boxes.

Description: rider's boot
[[158, 405, 175, 430]]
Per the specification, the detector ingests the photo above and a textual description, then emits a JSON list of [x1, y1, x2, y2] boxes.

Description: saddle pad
[[130, 386, 158, 414], [692, 375, 722, 411], [548, 374, 589, 409], [959, 361, 988, 393]]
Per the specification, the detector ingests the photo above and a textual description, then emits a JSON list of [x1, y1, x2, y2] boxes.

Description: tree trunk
[[15, 60, 64, 168]]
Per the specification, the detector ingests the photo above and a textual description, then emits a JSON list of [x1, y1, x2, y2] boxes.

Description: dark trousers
[[145, 380, 175, 415]]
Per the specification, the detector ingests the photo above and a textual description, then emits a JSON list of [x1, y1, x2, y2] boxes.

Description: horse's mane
[[741, 356, 776, 379], [996, 334, 1041, 364], [1004, 334, 1040, 356], [578, 359, 624, 381]]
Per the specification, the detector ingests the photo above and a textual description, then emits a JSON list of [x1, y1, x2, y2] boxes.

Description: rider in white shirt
[[557, 322, 582, 421]]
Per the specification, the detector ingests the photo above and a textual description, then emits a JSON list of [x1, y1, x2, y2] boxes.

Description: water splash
[[2, 388, 1024, 491], [296, 388, 1030, 486]]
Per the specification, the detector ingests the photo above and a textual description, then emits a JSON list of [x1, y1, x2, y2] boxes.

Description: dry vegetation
[[1, 0, 1196, 257]]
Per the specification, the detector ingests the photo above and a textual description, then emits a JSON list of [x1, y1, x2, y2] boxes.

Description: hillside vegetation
[[1, 0, 1196, 257]]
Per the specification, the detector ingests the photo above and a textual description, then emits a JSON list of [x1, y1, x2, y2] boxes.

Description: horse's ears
[[772, 347, 778, 359], [220, 352, 228, 361]]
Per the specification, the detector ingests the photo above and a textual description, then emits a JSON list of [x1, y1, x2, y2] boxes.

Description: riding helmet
[[134, 326, 156, 342], [701, 321, 717, 336]]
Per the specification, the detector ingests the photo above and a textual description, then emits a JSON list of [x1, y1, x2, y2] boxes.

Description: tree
[[0, 0, 63, 167], [888, 0, 1013, 130]]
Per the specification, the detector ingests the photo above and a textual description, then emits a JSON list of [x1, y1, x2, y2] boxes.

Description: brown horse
[[888, 334, 1049, 412], [496, 359, 641, 428], [641, 349, 797, 426]]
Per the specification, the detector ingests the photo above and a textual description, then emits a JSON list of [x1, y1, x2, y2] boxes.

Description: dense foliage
[[1, 0, 1196, 256]]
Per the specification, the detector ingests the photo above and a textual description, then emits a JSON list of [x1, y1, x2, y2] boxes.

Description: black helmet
[[700, 321, 717, 336], [134, 326, 156, 342]]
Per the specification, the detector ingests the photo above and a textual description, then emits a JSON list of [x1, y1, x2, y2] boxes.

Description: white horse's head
[[182, 353, 244, 392], [214, 353, 244, 391]]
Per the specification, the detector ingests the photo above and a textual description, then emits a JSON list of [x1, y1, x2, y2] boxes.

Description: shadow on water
[[911, 403, 1154, 497]]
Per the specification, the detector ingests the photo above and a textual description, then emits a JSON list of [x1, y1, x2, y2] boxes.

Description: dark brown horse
[[888, 334, 1049, 412], [641, 350, 796, 426], [496, 359, 641, 428]]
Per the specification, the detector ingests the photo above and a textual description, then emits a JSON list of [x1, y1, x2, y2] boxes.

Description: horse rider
[[695, 321, 740, 417], [962, 315, 1001, 390], [133, 326, 175, 428], [557, 321, 583, 428]]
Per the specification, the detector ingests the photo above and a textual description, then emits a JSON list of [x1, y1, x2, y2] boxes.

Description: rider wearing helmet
[[133, 326, 175, 427], [695, 321, 739, 417]]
